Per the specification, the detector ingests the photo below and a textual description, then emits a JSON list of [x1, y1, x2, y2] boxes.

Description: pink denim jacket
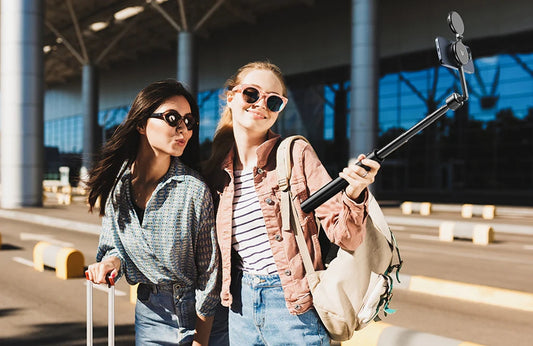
[[211, 131, 368, 315]]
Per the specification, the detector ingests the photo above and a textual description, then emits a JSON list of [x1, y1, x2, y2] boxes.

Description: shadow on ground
[[0, 322, 135, 345]]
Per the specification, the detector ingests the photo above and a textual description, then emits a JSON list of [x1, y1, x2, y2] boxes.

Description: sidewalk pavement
[[0, 197, 101, 234], [2, 198, 533, 235]]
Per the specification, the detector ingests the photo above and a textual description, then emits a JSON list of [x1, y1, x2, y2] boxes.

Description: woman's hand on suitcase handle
[[86, 256, 120, 286], [339, 154, 381, 202]]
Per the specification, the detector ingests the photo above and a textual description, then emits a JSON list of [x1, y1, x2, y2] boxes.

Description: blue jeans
[[209, 303, 230, 346], [228, 272, 330, 346], [135, 283, 196, 345]]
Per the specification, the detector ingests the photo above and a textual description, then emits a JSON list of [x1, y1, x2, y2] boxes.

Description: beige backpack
[[276, 135, 402, 342]]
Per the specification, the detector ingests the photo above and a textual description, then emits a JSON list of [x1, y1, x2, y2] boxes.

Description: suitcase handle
[[85, 271, 115, 287], [86, 271, 115, 346]]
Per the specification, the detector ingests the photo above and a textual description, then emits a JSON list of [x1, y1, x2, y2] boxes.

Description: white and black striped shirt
[[232, 169, 277, 275]]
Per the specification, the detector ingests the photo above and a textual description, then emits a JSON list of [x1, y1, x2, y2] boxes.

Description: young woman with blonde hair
[[204, 61, 380, 345]]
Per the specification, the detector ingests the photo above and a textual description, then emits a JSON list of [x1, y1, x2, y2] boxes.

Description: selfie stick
[[301, 13, 471, 214]]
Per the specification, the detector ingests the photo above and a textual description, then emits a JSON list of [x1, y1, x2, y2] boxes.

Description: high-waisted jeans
[[135, 282, 196, 345], [228, 272, 330, 346]]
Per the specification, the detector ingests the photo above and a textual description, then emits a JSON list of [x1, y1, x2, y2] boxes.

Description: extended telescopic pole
[[301, 66, 469, 213]]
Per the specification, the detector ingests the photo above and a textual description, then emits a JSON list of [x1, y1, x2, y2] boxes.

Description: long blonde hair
[[202, 61, 287, 178]]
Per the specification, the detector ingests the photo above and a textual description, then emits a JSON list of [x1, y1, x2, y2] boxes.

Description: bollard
[[130, 283, 139, 304], [419, 202, 432, 215], [472, 224, 495, 245], [482, 205, 496, 220], [439, 222, 494, 245], [461, 204, 474, 218], [57, 185, 72, 205], [33, 241, 85, 279], [439, 222, 455, 242], [461, 204, 496, 219], [401, 201, 432, 215], [401, 201, 413, 215]]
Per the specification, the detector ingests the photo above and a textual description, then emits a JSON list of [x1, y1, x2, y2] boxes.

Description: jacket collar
[[221, 130, 281, 173]]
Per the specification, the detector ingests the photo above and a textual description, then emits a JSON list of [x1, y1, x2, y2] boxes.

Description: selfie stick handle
[[301, 67, 468, 213]]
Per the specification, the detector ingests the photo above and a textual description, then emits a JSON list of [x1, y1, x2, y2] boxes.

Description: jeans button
[[295, 304, 301, 310], [257, 168, 264, 175], [275, 234, 282, 241], [265, 197, 274, 205], [285, 269, 291, 276]]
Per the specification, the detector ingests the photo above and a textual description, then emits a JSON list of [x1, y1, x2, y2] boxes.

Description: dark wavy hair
[[86, 79, 199, 216]]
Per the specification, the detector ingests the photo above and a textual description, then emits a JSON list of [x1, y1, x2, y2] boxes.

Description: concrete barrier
[[57, 185, 72, 205], [341, 322, 484, 346], [130, 283, 139, 304], [401, 202, 432, 215], [33, 241, 85, 279], [461, 204, 496, 219], [439, 222, 494, 245]]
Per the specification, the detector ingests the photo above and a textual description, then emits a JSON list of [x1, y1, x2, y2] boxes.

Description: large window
[[43, 52, 533, 204], [376, 52, 533, 203]]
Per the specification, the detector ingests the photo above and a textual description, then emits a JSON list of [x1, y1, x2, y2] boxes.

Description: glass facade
[[44, 52, 533, 204], [375, 52, 533, 204]]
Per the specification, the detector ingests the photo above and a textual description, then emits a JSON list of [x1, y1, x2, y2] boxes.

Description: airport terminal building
[[1, 0, 532, 207]]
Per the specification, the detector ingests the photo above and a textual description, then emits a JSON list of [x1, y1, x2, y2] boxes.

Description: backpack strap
[[276, 135, 309, 232], [276, 136, 317, 275], [276, 135, 403, 281]]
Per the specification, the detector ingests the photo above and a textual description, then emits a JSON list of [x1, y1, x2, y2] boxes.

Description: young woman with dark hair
[[85, 80, 220, 345]]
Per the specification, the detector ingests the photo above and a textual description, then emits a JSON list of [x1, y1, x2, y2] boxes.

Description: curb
[[341, 322, 484, 346], [0, 209, 101, 235], [397, 274, 533, 312], [385, 215, 533, 235]]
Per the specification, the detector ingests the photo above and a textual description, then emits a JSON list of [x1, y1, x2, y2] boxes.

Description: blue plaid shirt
[[96, 157, 220, 317]]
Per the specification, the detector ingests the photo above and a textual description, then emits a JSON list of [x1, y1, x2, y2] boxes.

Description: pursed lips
[[173, 138, 187, 145]]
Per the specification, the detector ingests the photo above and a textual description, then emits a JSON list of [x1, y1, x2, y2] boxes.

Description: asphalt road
[[0, 202, 532, 346]]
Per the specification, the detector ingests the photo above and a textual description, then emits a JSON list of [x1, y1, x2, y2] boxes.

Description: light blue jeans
[[228, 272, 330, 346], [135, 283, 196, 345]]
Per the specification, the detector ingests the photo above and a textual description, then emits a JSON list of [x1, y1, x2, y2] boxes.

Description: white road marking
[[12, 256, 35, 267], [20, 232, 74, 247]]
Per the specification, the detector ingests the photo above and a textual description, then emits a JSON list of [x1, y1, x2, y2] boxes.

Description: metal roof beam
[[66, 0, 89, 63], [148, 0, 182, 32], [45, 21, 86, 65], [194, 0, 225, 33]]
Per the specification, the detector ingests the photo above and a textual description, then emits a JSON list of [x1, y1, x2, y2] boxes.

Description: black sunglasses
[[149, 110, 198, 131], [232, 84, 288, 113]]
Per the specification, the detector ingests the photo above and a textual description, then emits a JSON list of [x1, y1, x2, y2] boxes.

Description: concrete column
[[176, 31, 199, 166], [350, 0, 378, 158], [177, 31, 197, 96], [0, 0, 44, 208], [81, 64, 98, 180]]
